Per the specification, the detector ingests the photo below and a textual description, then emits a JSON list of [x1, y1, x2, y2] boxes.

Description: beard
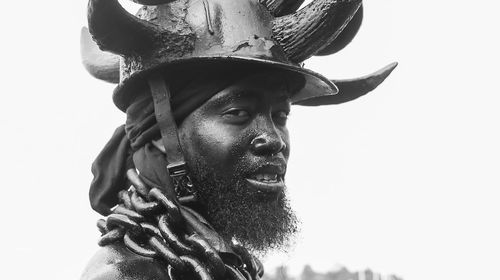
[[188, 157, 299, 255]]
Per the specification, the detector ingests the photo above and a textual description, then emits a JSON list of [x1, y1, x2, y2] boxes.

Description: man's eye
[[222, 109, 250, 120]]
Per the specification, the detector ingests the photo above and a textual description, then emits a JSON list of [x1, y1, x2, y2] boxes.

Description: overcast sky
[[1, 1, 499, 279]]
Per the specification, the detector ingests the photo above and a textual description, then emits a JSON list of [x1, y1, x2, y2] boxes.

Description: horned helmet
[[82, 0, 396, 111]]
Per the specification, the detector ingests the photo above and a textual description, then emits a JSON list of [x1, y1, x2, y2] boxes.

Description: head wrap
[[89, 66, 305, 215]]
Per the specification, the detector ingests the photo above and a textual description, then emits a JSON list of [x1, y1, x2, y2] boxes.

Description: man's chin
[[207, 187, 298, 255], [195, 176, 298, 255]]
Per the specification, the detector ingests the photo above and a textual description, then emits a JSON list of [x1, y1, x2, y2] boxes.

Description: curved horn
[[260, 0, 305, 16], [88, 0, 159, 55], [315, 4, 363, 56], [272, 0, 362, 63], [81, 27, 120, 84], [294, 62, 398, 106]]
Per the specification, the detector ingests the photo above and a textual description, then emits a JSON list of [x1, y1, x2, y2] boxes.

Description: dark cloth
[[132, 142, 177, 200], [124, 71, 246, 149], [89, 68, 257, 215], [90, 126, 132, 215]]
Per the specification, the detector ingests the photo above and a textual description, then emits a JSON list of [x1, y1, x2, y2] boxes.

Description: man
[[80, 0, 396, 279]]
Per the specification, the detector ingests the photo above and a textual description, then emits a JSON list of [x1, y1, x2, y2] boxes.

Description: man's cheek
[[187, 127, 230, 170], [201, 123, 247, 156]]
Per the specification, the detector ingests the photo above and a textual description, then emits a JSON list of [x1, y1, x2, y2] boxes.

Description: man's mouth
[[245, 164, 286, 193]]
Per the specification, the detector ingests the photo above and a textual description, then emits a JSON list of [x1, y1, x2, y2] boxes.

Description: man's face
[[178, 72, 298, 254]]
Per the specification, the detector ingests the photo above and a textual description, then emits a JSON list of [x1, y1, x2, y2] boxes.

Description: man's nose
[[250, 123, 287, 156]]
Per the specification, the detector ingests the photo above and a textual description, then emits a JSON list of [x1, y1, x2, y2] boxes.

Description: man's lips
[[245, 163, 286, 193]]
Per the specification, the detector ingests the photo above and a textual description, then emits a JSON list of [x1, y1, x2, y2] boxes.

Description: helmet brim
[[112, 56, 339, 112]]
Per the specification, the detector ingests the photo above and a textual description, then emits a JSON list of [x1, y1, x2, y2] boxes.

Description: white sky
[[1, 1, 499, 279]]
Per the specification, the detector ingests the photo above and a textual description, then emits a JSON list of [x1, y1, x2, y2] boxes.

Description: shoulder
[[80, 243, 170, 280]]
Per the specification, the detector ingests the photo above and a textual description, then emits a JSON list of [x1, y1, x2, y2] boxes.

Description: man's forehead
[[207, 81, 292, 107]]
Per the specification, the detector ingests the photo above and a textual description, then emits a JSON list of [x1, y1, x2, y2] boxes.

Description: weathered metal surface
[[118, 190, 133, 209], [225, 265, 248, 280], [96, 219, 108, 234], [82, 0, 396, 111], [231, 244, 258, 279], [90, 172, 267, 279], [85, 0, 355, 111], [140, 222, 163, 237], [130, 188, 163, 215], [148, 236, 187, 272], [81, 0, 366, 85], [106, 213, 143, 236], [185, 234, 226, 278], [98, 228, 124, 246], [112, 205, 145, 222], [158, 215, 196, 255], [127, 169, 150, 197], [149, 188, 182, 224], [180, 255, 214, 280], [123, 232, 158, 258]]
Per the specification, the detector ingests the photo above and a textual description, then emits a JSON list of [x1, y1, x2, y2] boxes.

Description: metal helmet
[[81, 0, 397, 111]]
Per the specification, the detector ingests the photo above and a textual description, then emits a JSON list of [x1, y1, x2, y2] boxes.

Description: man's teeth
[[254, 173, 279, 183]]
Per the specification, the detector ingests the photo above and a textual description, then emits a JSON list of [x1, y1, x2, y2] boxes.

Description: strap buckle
[[167, 163, 194, 197]]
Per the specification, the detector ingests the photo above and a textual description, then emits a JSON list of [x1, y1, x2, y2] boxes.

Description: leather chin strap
[[148, 75, 194, 197]]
